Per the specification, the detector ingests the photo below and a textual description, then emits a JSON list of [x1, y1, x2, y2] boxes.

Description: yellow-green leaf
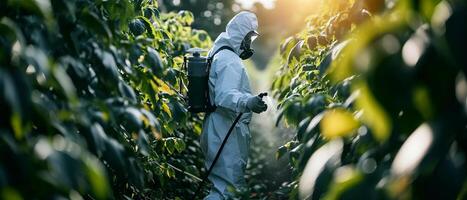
[[1, 187, 22, 200], [11, 113, 23, 139], [155, 77, 174, 95], [162, 102, 172, 118], [320, 108, 359, 139], [355, 81, 391, 142]]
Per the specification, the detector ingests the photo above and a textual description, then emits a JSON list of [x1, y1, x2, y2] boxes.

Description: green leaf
[[52, 64, 77, 103], [80, 11, 112, 39], [7, 0, 53, 20], [164, 137, 176, 154], [129, 18, 146, 36], [166, 166, 175, 178], [1, 187, 22, 200], [95, 50, 120, 87], [299, 139, 343, 199], [177, 10, 194, 25], [145, 47, 164, 75], [137, 130, 149, 156], [321, 166, 363, 200], [280, 36, 297, 59], [354, 81, 391, 142], [288, 40, 304, 65], [11, 112, 23, 139], [320, 108, 359, 139], [174, 138, 186, 153], [122, 107, 143, 133], [161, 102, 172, 118], [137, 16, 156, 38], [24, 46, 50, 75], [84, 155, 111, 200], [0, 18, 25, 64], [103, 139, 127, 176], [118, 82, 137, 103], [276, 145, 287, 160]]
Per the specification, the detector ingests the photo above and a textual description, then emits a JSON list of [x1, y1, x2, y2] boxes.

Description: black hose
[[194, 93, 267, 198], [194, 112, 244, 198]]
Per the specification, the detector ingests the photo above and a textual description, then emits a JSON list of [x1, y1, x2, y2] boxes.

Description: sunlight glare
[[391, 123, 433, 176], [236, 0, 276, 9]]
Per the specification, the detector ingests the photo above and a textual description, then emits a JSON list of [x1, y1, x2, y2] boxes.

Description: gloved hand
[[246, 96, 267, 113]]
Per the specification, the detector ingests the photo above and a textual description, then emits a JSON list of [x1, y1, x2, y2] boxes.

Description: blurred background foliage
[[1, 0, 466, 199], [158, 0, 327, 70]]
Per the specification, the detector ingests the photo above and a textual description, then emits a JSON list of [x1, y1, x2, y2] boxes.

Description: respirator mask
[[239, 30, 259, 60]]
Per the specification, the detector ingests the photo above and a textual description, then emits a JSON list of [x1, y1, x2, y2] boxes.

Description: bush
[[0, 0, 211, 199], [272, 0, 467, 199]]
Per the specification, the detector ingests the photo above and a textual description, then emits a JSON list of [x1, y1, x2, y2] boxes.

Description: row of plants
[[0, 0, 212, 199], [272, 0, 466, 199]]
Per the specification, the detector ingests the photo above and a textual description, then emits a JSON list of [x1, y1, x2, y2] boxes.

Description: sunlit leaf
[[413, 85, 434, 120], [162, 102, 172, 118], [178, 10, 194, 25], [84, 155, 111, 200], [137, 16, 157, 38], [10, 113, 23, 139], [1, 187, 22, 200], [321, 166, 363, 200], [52, 65, 77, 103], [166, 166, 175, 178], [354, 81, 391, 142], [299, 139, 343, 199], [320, 108, 359, 139], [154, 77, 174, 95], [288, 40, 304, 65], [280, 36, 297, 59], [328, 5, 410, 82], [391, 123, 433, 177]]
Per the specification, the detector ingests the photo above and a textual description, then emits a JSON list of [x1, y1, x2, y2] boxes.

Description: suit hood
[[209, 11, 258, 57]]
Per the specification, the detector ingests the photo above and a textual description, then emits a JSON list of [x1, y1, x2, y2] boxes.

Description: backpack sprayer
[[183, 48, 267, 198], [183, 47, 216, 113]]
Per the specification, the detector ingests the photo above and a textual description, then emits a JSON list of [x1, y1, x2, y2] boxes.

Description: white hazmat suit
[[200, 11, 258, 199]]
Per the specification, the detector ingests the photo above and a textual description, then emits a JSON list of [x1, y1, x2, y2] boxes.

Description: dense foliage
[[0, 0, 213, 199], [272, 0, 467, 199]]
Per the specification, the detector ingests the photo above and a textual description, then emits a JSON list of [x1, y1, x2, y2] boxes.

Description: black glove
[[247, 96, 267, 113]]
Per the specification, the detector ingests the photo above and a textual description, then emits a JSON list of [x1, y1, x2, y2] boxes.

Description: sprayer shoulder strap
[[206, 46, 235, 113], [208, 46, 235, 62]]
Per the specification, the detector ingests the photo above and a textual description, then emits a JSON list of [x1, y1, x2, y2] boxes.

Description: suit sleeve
[[213, 59, 253, 113]]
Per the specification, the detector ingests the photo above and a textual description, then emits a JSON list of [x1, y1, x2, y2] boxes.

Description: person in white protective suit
[[200, 11, 267, 199]]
